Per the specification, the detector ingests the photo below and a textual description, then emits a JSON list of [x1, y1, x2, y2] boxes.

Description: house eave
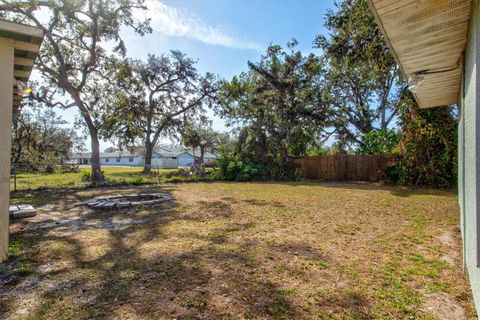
[[367, 0, 472, 108], [0, 19, 44, 112]]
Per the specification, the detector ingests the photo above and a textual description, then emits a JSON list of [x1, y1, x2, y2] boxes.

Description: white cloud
[[136, 1, 261, 51]]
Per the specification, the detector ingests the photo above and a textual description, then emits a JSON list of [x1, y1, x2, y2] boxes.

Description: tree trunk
[[69, 91, 103, 183], [381, 108, 386, 129], [90, 130, 103, 183], [144, 124, 163, 173], [200, 146, 205, 165], [192, 147, 196, 167], [143, 140, 153, 173], [197, 146, 206, 176], [280, 140, 289, 168]]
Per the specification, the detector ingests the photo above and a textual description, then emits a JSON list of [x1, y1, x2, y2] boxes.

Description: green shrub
[[219, 153, 261, 181], [81, 172, 91, 182], [81, 171, 105, 183], [357, 129, 399, 155], [59, 164, 80, 173], [206, 169, 222, 181], [384, 163, 400, 184], [44, 164, 56, 174], [395, 99, 457, 187], [218, 152, 297, 181], [131, 177, 145, 185]]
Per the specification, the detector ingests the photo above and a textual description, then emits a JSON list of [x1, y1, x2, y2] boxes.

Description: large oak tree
[[218, 41, 329, 167], [103, 52, 218, 172], [0, 0, 151, 182], [314, 0, 405, 144]]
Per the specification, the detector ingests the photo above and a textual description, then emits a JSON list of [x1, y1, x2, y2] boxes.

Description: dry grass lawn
[[10, 166, 180, 191], [1, 182, 476, 319]]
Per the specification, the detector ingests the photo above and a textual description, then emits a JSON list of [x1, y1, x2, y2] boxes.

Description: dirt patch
[[421, 292, 467, 320], [438, 230, 456, 246], [437, 228, 462, 267], [441, 254, 457, 267]]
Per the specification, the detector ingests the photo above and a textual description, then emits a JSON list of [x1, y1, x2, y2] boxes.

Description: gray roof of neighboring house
[[102, 151, 138, 158], [153, 150, 177, 158], [69, 151, 139, 159], [158, 147, 188, 155], [69, 146, 220, 159], [69, 152, 91, 159], [160, 147, 220, 159], [177, 150, 220, 159]]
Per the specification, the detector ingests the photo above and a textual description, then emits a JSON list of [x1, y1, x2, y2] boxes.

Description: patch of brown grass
[[1, 182, 476, 319]]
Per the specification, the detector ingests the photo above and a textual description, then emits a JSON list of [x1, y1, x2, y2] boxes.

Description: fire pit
[[77, 193, 172, 209]]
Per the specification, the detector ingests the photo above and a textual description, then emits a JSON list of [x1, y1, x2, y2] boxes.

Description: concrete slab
[[9, 204, 36, 219]]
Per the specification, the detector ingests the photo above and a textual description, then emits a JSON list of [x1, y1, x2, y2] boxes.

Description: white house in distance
[[70, 149, 178, 169], [70, 151, 138, 166], [69, 147, 220, 168]]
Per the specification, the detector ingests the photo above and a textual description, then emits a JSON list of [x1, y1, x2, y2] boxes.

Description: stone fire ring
[[76, 193, 172, 209]]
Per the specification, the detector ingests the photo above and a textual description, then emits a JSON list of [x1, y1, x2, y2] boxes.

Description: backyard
[[1, 182, 476, 319], [9, 166, 201, 191]]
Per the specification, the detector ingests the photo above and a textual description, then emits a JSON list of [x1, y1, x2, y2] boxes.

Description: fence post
[[305, 157, 309, 178], [344, 154, 348, 180]]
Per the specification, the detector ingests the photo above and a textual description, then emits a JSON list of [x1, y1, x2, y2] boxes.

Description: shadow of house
[[262, 180, 456, 198]]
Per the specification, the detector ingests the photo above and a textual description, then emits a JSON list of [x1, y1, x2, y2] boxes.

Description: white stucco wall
[[459, 0, 480, 312], [0, 38, 14, 263]]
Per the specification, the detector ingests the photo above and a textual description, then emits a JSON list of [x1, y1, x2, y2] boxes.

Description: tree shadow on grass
[[260, 180, 456, 198], [196, 200, 235, 218], [243, 198, 285, 208], [311, 288, 374, 320], [10, 189, 85, 208], [1, 185, 310, 319]]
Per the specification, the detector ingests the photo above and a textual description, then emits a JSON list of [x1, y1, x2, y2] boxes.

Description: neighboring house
[[150, 149, 178, 169], [368, 0, 479, 314], [159, 147, 220, 167], [0, 20, 43, 262], [69, 149, 178, 169], [71, 147, 219, 168], [70, 151, 143, 166]]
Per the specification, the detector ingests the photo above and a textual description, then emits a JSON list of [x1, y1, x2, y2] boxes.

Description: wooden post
[[0, 38, 14, 263]]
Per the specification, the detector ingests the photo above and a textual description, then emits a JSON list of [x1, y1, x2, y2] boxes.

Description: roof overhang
[[367, 0, 472, 108], [0, 19, 43, 111]]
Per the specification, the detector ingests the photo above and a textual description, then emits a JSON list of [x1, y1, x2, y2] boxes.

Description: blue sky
[[62, 0, 336, 150]]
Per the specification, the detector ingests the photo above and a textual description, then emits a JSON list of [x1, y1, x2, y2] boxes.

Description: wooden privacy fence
[[292, 154, 395, 182]]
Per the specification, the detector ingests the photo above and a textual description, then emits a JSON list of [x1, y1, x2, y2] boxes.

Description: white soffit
[[0, 19, 43, 108], [368, 0, 472, 108]]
